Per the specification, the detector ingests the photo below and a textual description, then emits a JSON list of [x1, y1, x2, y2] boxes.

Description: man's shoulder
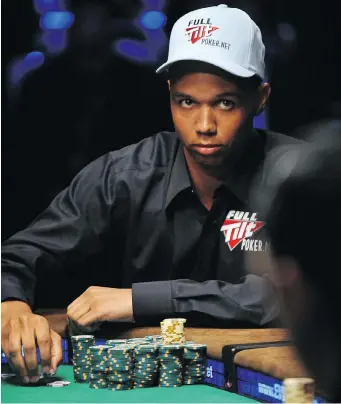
[[259, 128, 303, 151], [252, 129, 305, 203], [108, 131, 179, 174], [257, 128, 303, 166]]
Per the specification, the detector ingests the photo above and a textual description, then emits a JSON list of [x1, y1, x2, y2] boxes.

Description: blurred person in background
[[251, 120, 341, 402], [2, 4, 301, 383]]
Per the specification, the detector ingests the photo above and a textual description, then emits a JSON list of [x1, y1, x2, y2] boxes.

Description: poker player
[[2, 4, 300, 384], [250, 120, 341, 402]]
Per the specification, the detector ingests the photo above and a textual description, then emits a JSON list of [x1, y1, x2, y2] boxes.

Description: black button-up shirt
[[1, 129, 300, 327]]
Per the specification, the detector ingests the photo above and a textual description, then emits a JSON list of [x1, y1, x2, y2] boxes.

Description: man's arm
[[1, 152, 116, 306], [1, 153, 117, 382], [132, 276, 280, 326]]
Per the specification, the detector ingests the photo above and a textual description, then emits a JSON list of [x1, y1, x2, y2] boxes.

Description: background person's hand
[[67, 287, 134, 328], [1, 301, 63, 384]]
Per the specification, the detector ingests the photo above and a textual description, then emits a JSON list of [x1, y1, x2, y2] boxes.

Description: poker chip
[[71, 335, 95, 383], [283, 378, 315, 403], [146, 335, 163, 343], [158, 344, 183, 387], [105, 339, 127, 347], [183, 343, 207, 385], [47, 381, 71, 387], [126, 338, 151, 345], [133, 344, 159, 388], [89, 345, 110, 389], [70, 328, 200, 390], [161, 318, 186, 344], [107, 344, 135, 391]]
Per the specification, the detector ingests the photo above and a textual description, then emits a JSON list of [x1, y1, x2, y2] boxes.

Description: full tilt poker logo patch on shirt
[[221, 210, 269, 252], [185, 17, 220, 44]]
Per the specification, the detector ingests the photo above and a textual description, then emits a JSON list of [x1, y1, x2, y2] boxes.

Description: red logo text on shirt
[[221, 210, 265, 251], [185, 18, 219, 44]]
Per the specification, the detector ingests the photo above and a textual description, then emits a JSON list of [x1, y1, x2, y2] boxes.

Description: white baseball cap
[[156, 4, 265, 80]]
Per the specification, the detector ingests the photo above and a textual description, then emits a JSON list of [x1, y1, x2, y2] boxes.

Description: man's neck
[[184, 149, 225, 210]]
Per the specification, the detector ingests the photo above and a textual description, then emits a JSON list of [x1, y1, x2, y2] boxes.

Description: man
[[251, 120, 341, 402], [2, 5, 298, 383]]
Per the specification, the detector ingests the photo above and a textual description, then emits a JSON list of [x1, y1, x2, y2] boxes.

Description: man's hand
[[1, 301, 63, 384], [67, 287, 134, 327]]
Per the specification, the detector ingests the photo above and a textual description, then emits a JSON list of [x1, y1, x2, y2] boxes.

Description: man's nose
[[194, 106, 217, 135]]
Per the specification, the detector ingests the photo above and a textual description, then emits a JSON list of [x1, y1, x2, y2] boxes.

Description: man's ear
[[256, 82, 271, 116], [167, 80, 171, 91]]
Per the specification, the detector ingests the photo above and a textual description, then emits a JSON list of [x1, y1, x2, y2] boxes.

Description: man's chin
[[187, 147, 229, 168]]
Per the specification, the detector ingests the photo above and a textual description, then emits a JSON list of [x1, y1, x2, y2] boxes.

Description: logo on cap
[[185, 18, 219, 44]]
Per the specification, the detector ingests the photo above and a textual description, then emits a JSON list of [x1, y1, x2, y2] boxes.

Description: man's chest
[[122, 197, 271, 283]]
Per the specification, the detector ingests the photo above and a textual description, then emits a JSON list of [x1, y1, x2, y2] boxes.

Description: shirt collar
[[165, 142, 192, 210], [165, 130, 265, 209]]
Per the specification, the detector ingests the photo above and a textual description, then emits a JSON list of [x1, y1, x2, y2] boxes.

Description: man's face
[[169, 71, 265, 169]]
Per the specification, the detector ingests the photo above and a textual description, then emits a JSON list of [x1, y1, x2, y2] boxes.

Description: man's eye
[[180, 99, 193, 108], [218, 100, 235, 110]]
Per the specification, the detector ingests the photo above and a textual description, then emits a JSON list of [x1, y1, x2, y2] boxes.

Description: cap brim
[[156, 56, 256, 78]]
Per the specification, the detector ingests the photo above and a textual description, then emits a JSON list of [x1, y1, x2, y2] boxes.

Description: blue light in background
[[33, 0, 65, 14], [139, 11, 167, 30], [113, 0, 168, 64], [114, 27, 167, 64], [8, 0, 73, 89], [8, 52, 45, 88], [115, 40, 150, 61], [40, 11, 74, 30], [41, 31, 68, 54], [23, 51, 45, 70], [8, 59, 27, 87]]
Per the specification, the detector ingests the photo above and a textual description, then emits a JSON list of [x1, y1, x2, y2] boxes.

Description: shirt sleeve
[[1, 153, 116, 307], [132, 275, 280, 326]]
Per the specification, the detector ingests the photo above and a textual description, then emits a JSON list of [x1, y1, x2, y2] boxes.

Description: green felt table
[[2, 365, 258, 403]]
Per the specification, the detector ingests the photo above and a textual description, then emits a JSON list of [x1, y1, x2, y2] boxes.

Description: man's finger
[[67, 293, 86, 312], [77, 309, 102, 327], [67, 302, 90, 323], [7, 320, 29, 383], [21, 326, 39, 383], [50, 331, 63, 373], [34, 318, 51, 375]]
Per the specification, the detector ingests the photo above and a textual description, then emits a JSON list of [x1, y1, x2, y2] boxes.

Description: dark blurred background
[[2, 0, 339, 309]]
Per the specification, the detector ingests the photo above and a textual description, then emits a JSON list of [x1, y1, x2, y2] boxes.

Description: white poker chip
[[47, 381, 71, 387], [1, 373, 16, 379]]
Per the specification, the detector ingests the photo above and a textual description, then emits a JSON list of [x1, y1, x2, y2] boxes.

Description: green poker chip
[[71, 335, 95, 383], [183, 343, 207, 385], [133, 343, 159, 388]]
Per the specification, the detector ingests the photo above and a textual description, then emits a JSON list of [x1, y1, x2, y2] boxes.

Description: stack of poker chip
[[133, 344, 159, 388], [126, 338, 150, 345], [106, 339, 127, 347], [107, 344, 135, 391], [283, 378, 315, 403], [183, 343, 207, 385], [89, 345, 110, 389], [158, 344, 183, 387], [71, 335, 95, 383], [161, 318, 186, 344]]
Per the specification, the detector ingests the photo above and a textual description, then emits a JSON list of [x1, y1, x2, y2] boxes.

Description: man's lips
[[191, 144, 224, 155]]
